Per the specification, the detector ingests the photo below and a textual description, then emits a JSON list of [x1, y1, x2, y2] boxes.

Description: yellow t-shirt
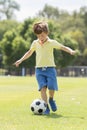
[[30, 38, 62, 68]]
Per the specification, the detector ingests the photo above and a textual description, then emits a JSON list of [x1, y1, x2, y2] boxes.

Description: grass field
[[0, 76, 87, 130]]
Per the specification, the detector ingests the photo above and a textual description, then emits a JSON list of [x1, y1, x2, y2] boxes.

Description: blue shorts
[[35, 67, 58, 91]]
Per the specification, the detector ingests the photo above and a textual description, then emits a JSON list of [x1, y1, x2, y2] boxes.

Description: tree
[[79, 6, 87, 42], [80, 6, 87, 25], [67, 30, 86, 52], [0, 19, 19, 69], [1, 29, 17, 67], [83, 48, 87, 65], [48, 20, 62, 40], [12, 36, 31, 68], [19, 18, 36, 42], [37, 4, 60, 20], [0, 0, 20, 20], [1, 29, 29, 67], [17, 18, 37, 67], [47, 20, 78, 68], [0, 20, 19, 40], [55, 36, 78, 68], [1, 18, 36, 69]]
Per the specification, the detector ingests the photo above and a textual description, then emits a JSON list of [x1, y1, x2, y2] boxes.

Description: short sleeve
[[30, 41, 36, 51], [53, 40, 63, 49]]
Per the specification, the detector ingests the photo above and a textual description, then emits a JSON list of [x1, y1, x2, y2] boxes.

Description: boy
[[14, 22, 76, 115]]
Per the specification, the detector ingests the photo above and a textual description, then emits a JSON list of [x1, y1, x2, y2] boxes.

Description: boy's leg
[[49, 90, 55, 98], [49, 90, 57, 112], [41, 87, 50, 114], [41, 87, 47, 103]]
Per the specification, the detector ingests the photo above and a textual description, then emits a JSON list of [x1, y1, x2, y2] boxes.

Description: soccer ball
[[30, 99, 47, 115]]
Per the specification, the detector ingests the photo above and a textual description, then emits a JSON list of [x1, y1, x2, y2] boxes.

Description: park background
[[0, 0, 87, 76], [0, 0, 87, 77], [0, 1, 87, 130]]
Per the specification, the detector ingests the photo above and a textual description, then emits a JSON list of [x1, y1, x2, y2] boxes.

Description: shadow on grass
[[31, 112, 63, 118], [44, 113, 85, 120], [31, 113, 85, 120], [44, 113, 63, 118]]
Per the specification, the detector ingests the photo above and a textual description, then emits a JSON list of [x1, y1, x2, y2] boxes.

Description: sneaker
[[44, 107, 50, 115], [49, 99, 57, 112]]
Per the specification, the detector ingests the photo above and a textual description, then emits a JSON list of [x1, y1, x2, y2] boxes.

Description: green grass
[[0, 76, 87, 130]]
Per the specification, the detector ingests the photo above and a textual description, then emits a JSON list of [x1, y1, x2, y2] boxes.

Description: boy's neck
[[39, 37, 48, 45]]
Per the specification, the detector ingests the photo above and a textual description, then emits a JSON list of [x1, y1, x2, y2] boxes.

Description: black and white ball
[[30, 99, 47, 115]]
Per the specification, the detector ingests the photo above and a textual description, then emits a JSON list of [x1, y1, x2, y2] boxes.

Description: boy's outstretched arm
[[61, 45, 76, 55], [13, 49, 33, 67]]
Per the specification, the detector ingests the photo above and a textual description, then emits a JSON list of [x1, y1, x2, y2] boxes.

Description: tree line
[[0, 1, 87, 73]]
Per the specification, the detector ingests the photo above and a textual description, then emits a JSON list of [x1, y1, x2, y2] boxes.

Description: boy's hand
[[70, 50, 76, 55], [70, 49, 80, 55], [13, 60, 22, 67]]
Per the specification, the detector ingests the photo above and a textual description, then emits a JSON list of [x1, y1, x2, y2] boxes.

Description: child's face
[[36, 32, 48, 44]]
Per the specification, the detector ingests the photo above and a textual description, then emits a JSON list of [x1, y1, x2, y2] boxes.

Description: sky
[[14, 0, 87, 21]]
